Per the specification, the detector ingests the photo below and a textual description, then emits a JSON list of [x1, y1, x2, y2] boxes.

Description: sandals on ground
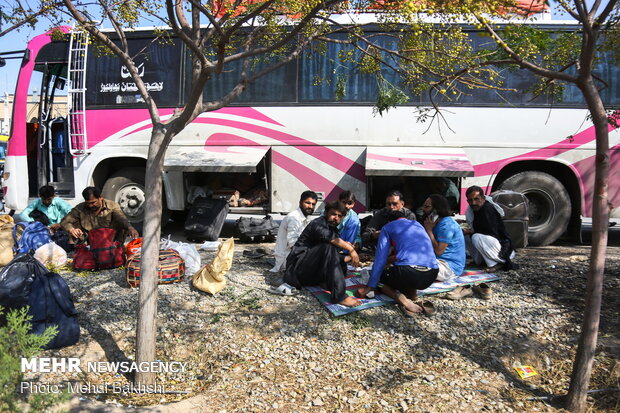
[[420, 300, 435, 316], [399, 300, 435, 317], [269, 283, 298, 296]]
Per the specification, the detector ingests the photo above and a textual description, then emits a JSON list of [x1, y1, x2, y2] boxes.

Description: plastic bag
[[160, 236, 202, 276], [199, 241, 220, 251], [126, 237, 143, 259], [34, 242, 68, 267], [192, 237, 234, 295]]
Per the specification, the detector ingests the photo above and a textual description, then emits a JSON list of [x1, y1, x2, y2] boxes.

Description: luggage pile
[[0, 253, 80, 349], [0, 196, 248, 349]]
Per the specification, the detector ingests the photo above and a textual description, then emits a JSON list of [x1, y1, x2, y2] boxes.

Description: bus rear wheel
[[498, 171, 571, 246], [102, 167, 147, 226]]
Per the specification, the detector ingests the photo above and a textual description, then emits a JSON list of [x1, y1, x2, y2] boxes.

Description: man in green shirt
[[19, 185, 73, 230], [61, 186, 139, 242]]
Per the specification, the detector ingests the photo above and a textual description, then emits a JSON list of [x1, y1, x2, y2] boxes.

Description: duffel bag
[[236, 215, 279, 240], [72, 243, 96, 271], [126, 249, 185, 288], [28, 271, 79, 349], [0, 253, 49, 309], [89, 228, 125, 269]]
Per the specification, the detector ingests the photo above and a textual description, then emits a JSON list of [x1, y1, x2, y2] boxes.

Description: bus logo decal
[[121, 62, 145, 79]]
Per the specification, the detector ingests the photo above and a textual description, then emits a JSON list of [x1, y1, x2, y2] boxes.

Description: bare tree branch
[[62, 0, 161, 124], [593, 0, 619, 27]]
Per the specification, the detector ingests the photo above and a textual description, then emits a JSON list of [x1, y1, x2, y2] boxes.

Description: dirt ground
[[33, 229, 620, 413]]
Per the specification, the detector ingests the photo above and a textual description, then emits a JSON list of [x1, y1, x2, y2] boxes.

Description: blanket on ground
[[305, 267, 500, 317]]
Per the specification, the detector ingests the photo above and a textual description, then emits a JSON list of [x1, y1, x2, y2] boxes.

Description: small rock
[[424, 375, 435, 382], [313, 397, 324, 406]]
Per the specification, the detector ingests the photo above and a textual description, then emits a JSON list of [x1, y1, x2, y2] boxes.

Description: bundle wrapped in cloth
[[192, 237, 234, 294]]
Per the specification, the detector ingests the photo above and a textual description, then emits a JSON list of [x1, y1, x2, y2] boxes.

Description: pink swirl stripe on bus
[[272, 150, 366, 209], [204, 133, 265, 152], [572, 143, 620, 216], [473, 119, 619, 177], [89, 108, 173, 146], [90, 109, 367, 183], [214, 107, 284, 126], [113, 107, 280, 142], [195, 118, 367, 182]]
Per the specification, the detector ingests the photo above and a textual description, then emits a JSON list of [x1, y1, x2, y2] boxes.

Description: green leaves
[[374, 75, 409, 115], [0, 306, 60, 413]]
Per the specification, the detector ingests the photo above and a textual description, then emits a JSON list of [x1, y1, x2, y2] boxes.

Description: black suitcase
[[236, 216, 279, 242], [184, 197, 229, 241]]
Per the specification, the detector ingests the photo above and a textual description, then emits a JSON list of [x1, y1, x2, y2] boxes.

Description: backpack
[[0, 253, 49, 310], [72, 228, 125, 271], [27, 271, 79, 349], [13, 221, 52, 254], [236, 216, 279, 242], [126, 249, 185, 288], [0, 215, 15, 266]]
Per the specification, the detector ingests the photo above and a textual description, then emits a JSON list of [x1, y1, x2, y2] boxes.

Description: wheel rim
[[115, 183, 146, 222], [524, 189, 555, 231]]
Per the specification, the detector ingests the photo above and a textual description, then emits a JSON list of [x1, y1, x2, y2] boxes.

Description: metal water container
[[491, 190, 529, 248]]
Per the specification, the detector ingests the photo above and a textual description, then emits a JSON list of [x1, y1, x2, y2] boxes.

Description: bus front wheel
[[102, 167, 147, 226], [498, 171, 571, 246]]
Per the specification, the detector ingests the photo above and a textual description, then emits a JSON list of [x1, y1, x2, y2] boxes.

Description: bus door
[[364, 147, 474, 217], [32, 41, 73, 198]]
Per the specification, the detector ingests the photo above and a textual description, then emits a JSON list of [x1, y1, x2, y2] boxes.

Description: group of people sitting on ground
[[272, 186, 515, 314], [19, 182, 514, 316], [19, 185, 139, 247]]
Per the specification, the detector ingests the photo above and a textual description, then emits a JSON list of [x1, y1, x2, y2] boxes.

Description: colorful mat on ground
[[305, 267, 501, 316]]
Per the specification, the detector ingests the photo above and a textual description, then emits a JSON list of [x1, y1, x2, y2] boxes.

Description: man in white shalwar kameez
[[270, 191, 318, 273]]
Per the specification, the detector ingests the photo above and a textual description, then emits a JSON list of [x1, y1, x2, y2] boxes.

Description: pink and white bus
[[4, 24, 619, 246]]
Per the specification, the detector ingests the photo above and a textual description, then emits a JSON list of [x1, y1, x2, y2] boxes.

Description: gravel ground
[[25, 230, 620, 413]]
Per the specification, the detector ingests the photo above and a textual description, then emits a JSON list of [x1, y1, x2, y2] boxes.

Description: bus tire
[[498, 171, 571, 246], [102, 167, 147, 226]]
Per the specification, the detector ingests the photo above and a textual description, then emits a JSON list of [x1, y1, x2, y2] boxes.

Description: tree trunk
[[565, 78, 610, 412], [134, 127, 167, 386]]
